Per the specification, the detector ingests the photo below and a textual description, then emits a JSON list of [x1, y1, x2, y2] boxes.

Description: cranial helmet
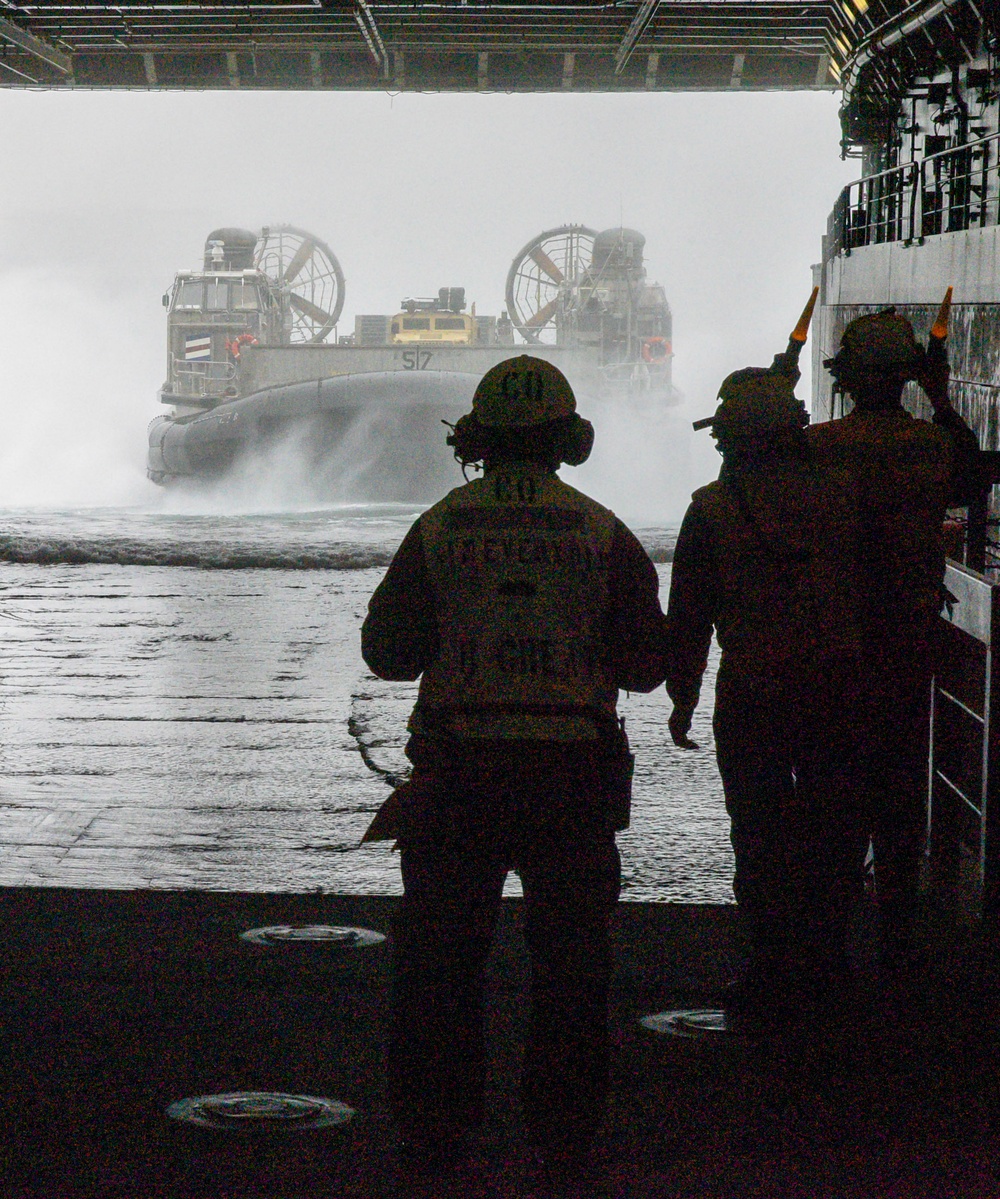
[[700, 368, 809, 440], [449, 356, 593, 467], [472, 355, 577, 427], [824, 309, 925, 387]]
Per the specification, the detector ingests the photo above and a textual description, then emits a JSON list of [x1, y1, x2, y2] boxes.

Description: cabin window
[[206, 281, 230, 311], [391, 321, 400, 335], [231, 283, 260, 310], [434, 317, 467, 330], [175, 281, 203, 309], [402, 318, 431, 330]]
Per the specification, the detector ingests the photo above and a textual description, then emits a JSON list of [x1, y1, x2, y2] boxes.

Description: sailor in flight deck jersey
[[810, 307, 980, 974], [665, 367, 869, 1017], [360, 355, 665, 1191]]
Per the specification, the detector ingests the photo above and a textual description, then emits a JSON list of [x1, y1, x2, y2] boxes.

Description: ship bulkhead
[[812, 8, 1000, 469]]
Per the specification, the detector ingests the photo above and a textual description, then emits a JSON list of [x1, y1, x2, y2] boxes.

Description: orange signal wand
[[930, 286, 953, 342], [789, 286, 820, 344], [770, 286, 820, 382]]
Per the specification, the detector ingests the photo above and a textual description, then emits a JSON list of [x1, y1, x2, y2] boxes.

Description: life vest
[[413, 462, 618, 741]]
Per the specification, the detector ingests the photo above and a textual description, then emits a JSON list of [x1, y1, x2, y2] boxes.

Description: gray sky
[[0, 87, 857, 511]]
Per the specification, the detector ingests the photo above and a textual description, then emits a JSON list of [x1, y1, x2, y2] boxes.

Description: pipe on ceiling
[[840, 0, 970, 107]]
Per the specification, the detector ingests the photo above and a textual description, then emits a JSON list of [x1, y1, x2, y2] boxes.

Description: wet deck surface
[[0, 566, 390, 891], [3, 887, 1000, 1198], [0, 562, 732, 902], [2, 554, 994, 1194]]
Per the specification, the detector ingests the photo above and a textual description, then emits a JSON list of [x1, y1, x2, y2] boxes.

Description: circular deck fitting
[[239, 924, 386, 948], [639, 1008, 740, 1040], [167, 1091, 355, 1132]]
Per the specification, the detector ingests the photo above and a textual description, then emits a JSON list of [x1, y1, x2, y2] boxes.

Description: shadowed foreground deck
[[1, 888, 999, 1197]]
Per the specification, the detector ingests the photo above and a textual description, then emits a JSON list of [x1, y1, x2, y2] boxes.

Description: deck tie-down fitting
[[239, 924, 386, 947], [167, 1091, 355, 1131], [166, 923, 385, 1129], [640, 1009, 745, 1039]]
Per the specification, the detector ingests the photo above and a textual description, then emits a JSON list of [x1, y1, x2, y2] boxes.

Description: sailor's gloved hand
[[669, 703, 699, 750], [769, 350, 801, 387], [919, 340, 951, 413]]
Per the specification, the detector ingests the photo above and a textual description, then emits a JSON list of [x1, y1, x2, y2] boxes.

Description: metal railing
[[169, 356, 237, 399], [928, 561, 1000, 915], [828, 133, 1000, 257]]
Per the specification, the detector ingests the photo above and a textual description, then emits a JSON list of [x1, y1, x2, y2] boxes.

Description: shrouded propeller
[[255, 225, 345, 343], [505, 225, 597, 344]]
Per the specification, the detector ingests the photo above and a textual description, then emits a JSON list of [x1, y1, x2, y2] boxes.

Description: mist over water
[[0, 265, 691, 517], [0, 263, 696, 521], [166, 419, 386, 514], [0, 271, 157, 509], [0, 89, 855, 517], [572, 394, 694, 526], [0, 246, 714, 522]]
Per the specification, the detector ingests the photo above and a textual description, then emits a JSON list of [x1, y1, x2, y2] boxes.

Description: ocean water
[[0, 506, 732, 902]]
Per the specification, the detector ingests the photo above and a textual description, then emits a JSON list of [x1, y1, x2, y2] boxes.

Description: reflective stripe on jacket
[[414, 462, 618, 741]]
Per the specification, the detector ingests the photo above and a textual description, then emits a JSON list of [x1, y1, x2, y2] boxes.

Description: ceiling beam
[[354, 0, 388, 76], [0, 55, 38, 84], [616, 0, 662, 75], [0, 1, 861, 92], [0, 14, 73, 75]]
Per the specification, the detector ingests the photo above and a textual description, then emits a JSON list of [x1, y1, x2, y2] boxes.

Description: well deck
[[2, 887, 997, 1197]]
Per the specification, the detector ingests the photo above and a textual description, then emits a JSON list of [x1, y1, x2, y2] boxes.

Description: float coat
[[806, 407, 978, 640], [666, 459, 864, 709], [413, 465, 619, 743]]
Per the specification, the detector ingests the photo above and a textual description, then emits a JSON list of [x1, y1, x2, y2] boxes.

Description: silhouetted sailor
[[360, 356, 664, 1192], [810, 303, 980, 973], [666, 368, 868, 1017]]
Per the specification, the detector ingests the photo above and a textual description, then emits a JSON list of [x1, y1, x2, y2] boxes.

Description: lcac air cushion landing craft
[[147, 224, 679, 502]]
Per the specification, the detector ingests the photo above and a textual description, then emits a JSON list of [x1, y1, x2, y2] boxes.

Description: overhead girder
[[0, 14, 71, 74], [0, 2, 850, 91], [0, 1, 984, 97]]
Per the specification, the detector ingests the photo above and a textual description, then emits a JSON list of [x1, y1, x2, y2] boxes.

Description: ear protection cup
[[445, 413, 491, 466], [560, 415, 594, 466], [446, 411, 594, 469]]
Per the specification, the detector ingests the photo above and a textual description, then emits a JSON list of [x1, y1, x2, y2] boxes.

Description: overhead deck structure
[[0, 1, 884, 94]]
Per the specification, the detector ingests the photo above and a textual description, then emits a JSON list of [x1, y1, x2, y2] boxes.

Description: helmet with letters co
[[447, 355, 594, 469]]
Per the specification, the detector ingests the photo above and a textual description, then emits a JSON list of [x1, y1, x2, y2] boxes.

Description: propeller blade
[[529, 246, 565, 284], [290, 292, 335, 327], [523, 298, 558, 329], [282, 238, 316, 285]]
